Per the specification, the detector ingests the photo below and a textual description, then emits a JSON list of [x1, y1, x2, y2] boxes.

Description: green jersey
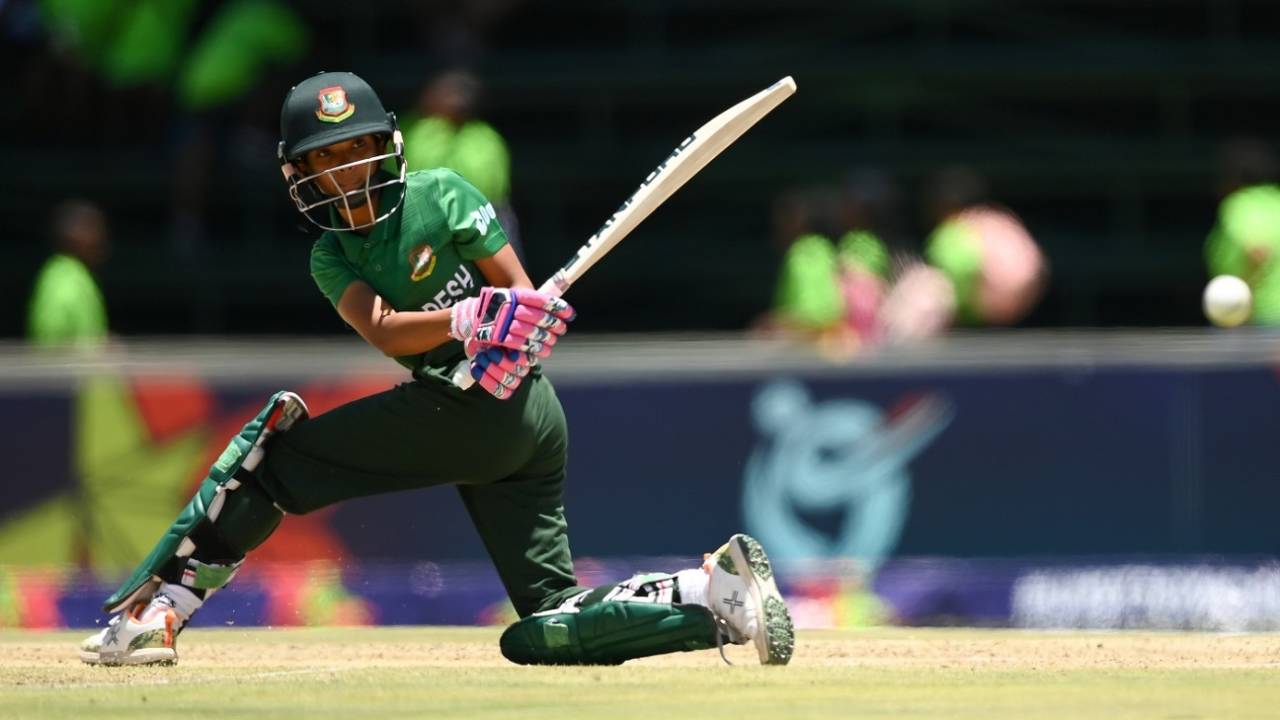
[[27, 254, 108, 347], [309, 169, 508, 380], [926, 218, 984, 324], [403, 116, 511, 205], [1205, 184, 1280, 325], [772, 231, 888, 330]]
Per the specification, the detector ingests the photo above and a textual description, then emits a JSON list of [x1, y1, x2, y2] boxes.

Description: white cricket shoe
[[79, 595, 181, 666], [704, 533, 795, 665]]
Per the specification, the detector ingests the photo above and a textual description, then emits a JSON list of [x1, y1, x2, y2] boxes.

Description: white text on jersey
[[470, 203, 497, 236], [420, 265, 475, 311]]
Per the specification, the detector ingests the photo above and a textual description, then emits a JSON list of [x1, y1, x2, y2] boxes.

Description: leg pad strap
[[179, 557, 243, 590]]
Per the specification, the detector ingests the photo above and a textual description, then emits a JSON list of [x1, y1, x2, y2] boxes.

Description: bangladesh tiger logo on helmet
[[315, 86, 356, 123]]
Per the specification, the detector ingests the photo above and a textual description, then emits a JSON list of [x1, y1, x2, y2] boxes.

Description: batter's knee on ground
[[499, 597, 719, 665]]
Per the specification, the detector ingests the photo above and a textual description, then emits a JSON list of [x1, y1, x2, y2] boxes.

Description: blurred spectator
[[767, 187, 841, 334], [163, 1, 310, 334], [1204, 138, 1280, 325], [922, 166, 1046, 327], [174, 0, 309, 112], [761, 177, 899, 354], [38, 0, 306, 97], [403, 69, 521, 256], [27, 200, 110, 347], [168, 0, 310, 256], [38, 0, 198, 89], [836, 169, 899, 342], [878, 259, 954, 343]]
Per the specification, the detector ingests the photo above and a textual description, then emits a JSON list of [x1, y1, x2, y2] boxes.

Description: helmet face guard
[[278, 128, 407, 232], [278, 71, 407, 232]]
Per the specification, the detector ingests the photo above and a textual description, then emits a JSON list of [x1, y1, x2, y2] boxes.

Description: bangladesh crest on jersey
[[315, 86, 356, 123], [408, 244, 437, 281]]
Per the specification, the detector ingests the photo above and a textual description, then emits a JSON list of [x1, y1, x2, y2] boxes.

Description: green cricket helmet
[[278, 71, 406, 232]]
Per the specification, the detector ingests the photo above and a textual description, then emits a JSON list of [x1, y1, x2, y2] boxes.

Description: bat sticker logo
[[557, 133, 697, 277]]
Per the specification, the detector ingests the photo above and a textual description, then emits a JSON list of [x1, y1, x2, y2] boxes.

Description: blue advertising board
[[329, 366, 1280, 564], [3, 341, 1278, 629]]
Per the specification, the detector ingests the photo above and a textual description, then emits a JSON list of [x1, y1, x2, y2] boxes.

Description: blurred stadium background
[[3, 0, 1280, 636]]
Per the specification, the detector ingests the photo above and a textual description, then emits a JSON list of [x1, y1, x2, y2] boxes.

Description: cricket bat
[[453, 76, 797, 389]]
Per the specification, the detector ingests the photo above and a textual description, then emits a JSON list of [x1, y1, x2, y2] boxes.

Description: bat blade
[[453, 77, 797, 389], [540, 76, 797, 297]]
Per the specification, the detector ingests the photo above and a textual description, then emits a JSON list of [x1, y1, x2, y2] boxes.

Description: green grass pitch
[[2, 627, 1278, 719]]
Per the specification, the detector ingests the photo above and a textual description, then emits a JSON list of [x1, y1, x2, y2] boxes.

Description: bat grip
[[537, 271, 571, 298]]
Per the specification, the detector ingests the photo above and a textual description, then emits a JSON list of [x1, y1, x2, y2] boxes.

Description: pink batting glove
[[470, 347, 534, 400], [450, 288, 575, 357]]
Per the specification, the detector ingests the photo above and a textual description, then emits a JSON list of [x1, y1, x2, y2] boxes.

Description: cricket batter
[[78, 71, 794, 666]]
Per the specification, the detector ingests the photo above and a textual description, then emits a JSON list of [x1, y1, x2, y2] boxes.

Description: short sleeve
[[310, 235, 360, 307], [434, 169, 508, 261]]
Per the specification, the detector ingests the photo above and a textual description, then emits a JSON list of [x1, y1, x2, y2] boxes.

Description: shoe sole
[[97, 648, 177, 666], [727, 533, 795, 665]]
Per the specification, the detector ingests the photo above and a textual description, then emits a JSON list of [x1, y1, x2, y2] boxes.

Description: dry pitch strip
[[2, 627, 1278, 719]]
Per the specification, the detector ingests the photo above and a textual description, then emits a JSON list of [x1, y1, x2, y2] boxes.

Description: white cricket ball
[[1202, 275, 1252, 327]]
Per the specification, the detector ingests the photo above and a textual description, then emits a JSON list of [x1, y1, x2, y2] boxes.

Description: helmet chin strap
[[332, 172, 381, 229]]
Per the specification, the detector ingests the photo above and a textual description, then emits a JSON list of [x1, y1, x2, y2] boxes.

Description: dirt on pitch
[[2, 627, 1278, 680]]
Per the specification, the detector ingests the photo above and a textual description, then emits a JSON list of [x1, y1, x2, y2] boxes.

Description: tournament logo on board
[[315, 86, 356, 123], [408, 244, 437, 281], [742, 380, 954, 573]]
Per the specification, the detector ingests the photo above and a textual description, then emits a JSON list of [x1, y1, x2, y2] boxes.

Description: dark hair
[[1219, 138, 1277, 192], [50, 200, 105, 252], [925, 166, 989, 222]]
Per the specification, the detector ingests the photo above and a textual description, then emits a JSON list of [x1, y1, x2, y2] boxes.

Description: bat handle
[[537, 271, 571, 298], [449, 358, 475, 389]]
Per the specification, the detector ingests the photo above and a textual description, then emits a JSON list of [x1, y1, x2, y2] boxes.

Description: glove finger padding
[[475, 372, 516, 399], [471, 348, 528, 384], [505, 320, 563, 347], [512, 305, 569, 334], [470, 348, 532, 400], [515, 291, 576, 322], [520, 339, 555, 359], [492, 348, 533, 378]]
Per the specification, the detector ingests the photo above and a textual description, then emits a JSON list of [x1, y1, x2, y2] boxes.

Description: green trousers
[[105, 373, 722, 664], [258, 374, 582, 617]]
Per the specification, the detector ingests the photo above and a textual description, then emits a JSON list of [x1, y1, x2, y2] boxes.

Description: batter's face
[[301, 134, 383, 197]]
